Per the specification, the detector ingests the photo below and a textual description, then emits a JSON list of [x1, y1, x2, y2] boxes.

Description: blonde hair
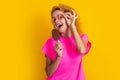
[[51, 4, 75, 17]]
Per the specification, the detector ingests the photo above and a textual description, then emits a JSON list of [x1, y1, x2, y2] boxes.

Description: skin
[[45, 9, 88, 77]]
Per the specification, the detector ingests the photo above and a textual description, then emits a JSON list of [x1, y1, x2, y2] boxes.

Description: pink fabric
[[42, 34, 91, 80]]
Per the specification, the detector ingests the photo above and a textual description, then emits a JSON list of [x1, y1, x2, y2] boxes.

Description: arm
[[70, 25, 87, 54], [45, 41, 63, 77], [63, 9, 87, 54], [45, 56, 61, 77]]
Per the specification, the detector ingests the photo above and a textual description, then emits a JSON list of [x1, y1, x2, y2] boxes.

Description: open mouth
[[56, 23, 63, 28]]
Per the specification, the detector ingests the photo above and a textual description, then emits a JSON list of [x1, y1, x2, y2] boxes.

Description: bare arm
[[45, 56, 61, 77], [45, 41, 63, 77], [70, 26, 87, 54], [63, 9, 88, 54]]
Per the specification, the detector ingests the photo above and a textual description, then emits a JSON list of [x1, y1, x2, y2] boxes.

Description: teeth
[[56, 23, 63, 28], [59, 24, 63, 27]]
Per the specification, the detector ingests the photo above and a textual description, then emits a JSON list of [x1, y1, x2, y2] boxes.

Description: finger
[[75, 13, 78, 17], [56, 41, 61, 47], [71, 9, 75, 16], [57, 43, 63, 50], [56, 47, 60, 52], [63, 14, 69, 20], [60, 43, 63, 48], [58, 48, 62, 51], [60, 42, 62, 46], [55, 43, 59, 48], [75, 15, 78, 19], [56, 48, 60, 51], [58, 52, 62, 56], [57, 45, 62, 50], [59, 41, 62, 45], [71, 9, 77, 17], [55, 44, 61, 49], [65, 15, 70, 19], [65, 12, 72, 17], [56, 40, 62, 45]]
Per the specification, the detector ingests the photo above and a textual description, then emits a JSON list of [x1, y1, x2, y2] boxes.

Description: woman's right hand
[[54, 41, 63, 58]]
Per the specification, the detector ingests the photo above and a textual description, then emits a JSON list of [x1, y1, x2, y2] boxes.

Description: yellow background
[[0, 0, 120, 80]]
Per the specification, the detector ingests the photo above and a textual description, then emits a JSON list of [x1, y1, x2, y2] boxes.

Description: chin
[[58, 29, 66, 33], [55, 25, 67, 33]]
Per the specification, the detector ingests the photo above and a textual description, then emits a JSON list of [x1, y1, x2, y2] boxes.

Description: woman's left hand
[[63, 9, 78, 27]]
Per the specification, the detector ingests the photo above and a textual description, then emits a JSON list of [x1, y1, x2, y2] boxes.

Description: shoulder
[[44, 37, 54, 44], [80, 33, 89, 41]]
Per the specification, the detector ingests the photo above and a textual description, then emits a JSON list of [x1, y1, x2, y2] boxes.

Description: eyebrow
[[52, 14, 63, 18]]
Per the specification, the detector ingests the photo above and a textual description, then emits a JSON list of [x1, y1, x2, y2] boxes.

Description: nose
[[55, 18, 59, 23]]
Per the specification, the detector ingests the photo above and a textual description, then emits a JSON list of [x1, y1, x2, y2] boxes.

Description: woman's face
[[52, 10, 67, 33]]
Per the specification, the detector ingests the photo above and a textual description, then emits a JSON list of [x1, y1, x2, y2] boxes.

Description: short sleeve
[[80, 34, 92, 57], [42, 38, 52, 59]]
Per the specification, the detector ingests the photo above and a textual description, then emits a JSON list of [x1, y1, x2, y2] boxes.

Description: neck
[[61, 28, 72, 38]]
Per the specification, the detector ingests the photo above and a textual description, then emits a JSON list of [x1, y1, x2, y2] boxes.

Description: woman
[[42, 4, 91, 80]]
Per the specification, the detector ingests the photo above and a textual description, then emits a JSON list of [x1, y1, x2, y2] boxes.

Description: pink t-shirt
[[42, 34, 91, 80]]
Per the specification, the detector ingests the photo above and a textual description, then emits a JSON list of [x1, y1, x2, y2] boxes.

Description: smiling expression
[[52, 10, 68, 33]]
